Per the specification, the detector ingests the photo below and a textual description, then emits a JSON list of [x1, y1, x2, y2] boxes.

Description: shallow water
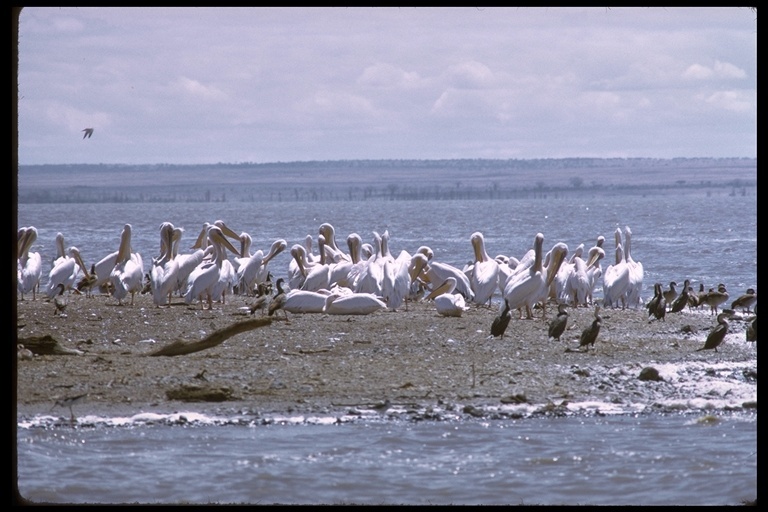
[[16, 413, 756, 505], [16, 187, 757, 505]]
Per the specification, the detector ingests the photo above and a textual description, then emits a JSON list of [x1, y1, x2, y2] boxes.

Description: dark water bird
[[51, 393, 88, 425], [578, 306, 602, 351], [662, 281, 678, 308], [700, 284, 729, 315], [248, 285, 270, 316], [548, 303, 569, 341], [267, 277, 289, 320], [490, 299, 512, 339], [730, 288, 756, 314], [669, 279, 691, 313], [745, 316, 756, 342], [696, 312, 729, 352], [75, 264, 98, 297], [647, 282, 666, 321], [53, 283, 68, 316], [82, 128, 94, 139]]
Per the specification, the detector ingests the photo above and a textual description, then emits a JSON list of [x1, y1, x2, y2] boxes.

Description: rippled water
[[16, 188, 757, 505], [16, 414, 757, 505]]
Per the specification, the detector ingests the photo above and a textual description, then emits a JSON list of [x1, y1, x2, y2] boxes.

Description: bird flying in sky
[[82, 128, 94, 139]]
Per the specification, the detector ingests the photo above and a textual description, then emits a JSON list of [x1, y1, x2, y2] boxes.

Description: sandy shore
[[15, 289, 757, 422]]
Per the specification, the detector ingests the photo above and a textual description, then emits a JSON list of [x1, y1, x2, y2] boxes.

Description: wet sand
[[15, 290, 757, 421]]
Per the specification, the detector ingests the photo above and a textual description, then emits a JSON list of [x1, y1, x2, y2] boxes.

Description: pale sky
[[15, 7, 757, 166]]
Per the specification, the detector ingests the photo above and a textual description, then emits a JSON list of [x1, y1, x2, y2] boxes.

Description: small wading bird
[[490, 299, 512, 339], [577, 306, 602, 352], [548, 303, 569, 341], [17, 344, 34, 361], [82, 128, 94, 139], [696, 312, 730, 353], [53, 283, 68, 316], [700, 284, 729, 315], [51, 393, 88, 426], [730, 288, 756, 314], [662, 281, 678, 308]]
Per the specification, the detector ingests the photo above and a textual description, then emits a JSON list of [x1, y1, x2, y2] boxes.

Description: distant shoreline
[[17, 157, 756, 204]]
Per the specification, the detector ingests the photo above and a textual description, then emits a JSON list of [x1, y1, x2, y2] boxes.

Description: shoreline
[[16, 291, 757, 424]]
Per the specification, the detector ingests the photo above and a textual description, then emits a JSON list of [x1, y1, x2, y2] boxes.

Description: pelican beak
[[586, 247, 604, 268], [192, 224, 209, 249], [546, 246, 568, 287], [425, 278, 452, 301], [264, 239, 287, 264], [219, 233, 241, 257], [214, 220, 240, 241], [72, 248, 90, 278]]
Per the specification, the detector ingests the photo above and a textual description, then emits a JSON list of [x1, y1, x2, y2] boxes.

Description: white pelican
[[174, 225, 207, 296], [282, 289, 331, 314], [183, 225, 241, 309], [468, 232, 500, 307], [288, 243, 312, 290], [237, 236, 287, 295], [150, 222, 179, 307], [46, 245, 89, 298], [110, 223, 145, 306], [382, 248, 425, 312], [503, 233, 550, 320], [319, 222, 351, 263], [425, 276, 469, 317], [301, 234, 333, 291], [564, 247, 591, 307], [17, 226, 43, 300], [354, 232, 386, 296], [421, 260, 474, 303], [584, 246, 605, 305], [323, 292, 387, 315], [602, 229, 631, 309], [554, 243, 583, 303], [623, 226, 644, 308]]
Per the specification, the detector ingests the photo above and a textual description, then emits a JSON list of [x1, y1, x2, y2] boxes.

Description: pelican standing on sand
[[183, 225, 241, 309], [46, 245, 89, 298], [623, 226, 644, 308], [17, 226, 43, 300], [468, 231, 500, 307], [110, 224, 145, 306], [602, 228, 630, 309], [150, 222, 180, 307]]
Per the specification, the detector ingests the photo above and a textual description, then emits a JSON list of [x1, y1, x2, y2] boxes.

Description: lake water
[[16, 187, 757, 505]]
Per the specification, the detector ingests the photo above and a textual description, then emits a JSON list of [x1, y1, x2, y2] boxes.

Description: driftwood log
[[17, 335, 84, 356], [149, 317, 272, 357]]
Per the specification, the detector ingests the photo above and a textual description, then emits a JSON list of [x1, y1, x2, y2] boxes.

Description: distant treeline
[[17, 157, 756, 204]]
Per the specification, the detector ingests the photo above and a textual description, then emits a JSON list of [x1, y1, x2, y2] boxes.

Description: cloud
[[357, 63, 421, 88], [702, 90, 754, 113], [171, 76, 227, 101], [684, 60, 747, 80]]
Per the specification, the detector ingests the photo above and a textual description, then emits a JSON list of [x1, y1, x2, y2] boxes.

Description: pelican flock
[[16, 221, 754, 352]]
